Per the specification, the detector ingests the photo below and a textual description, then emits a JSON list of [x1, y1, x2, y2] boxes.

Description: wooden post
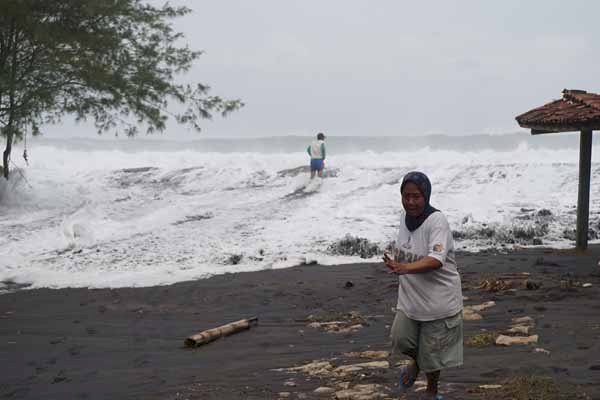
[[184, 317, 258, 348], [576, 129, 593, 251]]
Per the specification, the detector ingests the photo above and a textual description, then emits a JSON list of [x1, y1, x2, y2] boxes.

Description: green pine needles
[[0, 0, 243, 178]]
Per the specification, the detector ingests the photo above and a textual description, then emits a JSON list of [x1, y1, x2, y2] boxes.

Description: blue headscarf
[[400, 171, 439, 232]]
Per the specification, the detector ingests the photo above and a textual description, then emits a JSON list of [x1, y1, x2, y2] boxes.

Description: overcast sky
[[48, 0, 600, 139]]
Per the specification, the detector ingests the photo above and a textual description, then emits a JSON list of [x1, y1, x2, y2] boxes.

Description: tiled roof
[[516, 89, 600, 132]]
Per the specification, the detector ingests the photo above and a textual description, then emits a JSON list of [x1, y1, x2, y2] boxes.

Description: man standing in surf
[[307, 132, 326, 179], [382, 171, 463, 400]]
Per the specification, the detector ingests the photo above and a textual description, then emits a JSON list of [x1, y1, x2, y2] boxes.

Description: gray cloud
[[47, 0, 600, 138]]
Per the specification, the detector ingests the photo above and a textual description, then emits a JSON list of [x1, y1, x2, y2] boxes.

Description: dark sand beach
[[1, 247, 600, 400]]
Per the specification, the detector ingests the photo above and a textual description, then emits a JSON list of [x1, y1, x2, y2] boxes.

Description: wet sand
[[1, 246, 600, 399]]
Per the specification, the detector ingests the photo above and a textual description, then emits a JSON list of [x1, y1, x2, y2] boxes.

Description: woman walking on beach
[[383, 171, 463, 400]]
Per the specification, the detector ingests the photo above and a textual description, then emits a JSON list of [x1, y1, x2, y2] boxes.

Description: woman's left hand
[[383, 253, 407, 275]]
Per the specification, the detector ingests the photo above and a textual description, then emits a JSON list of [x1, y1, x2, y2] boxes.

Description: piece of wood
[[577, 129, 593, 251], [495, 334, 539, 346], [184, 317, 258, 347]]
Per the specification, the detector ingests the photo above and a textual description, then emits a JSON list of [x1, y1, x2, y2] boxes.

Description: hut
[[516, 89, 600, 251]]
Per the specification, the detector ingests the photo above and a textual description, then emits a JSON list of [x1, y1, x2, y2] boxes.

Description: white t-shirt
[[309, 140, 325, 159], [394, 210, 463, 321]]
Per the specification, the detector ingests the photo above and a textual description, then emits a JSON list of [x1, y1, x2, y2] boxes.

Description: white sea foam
[[2, 135, 600, 290]]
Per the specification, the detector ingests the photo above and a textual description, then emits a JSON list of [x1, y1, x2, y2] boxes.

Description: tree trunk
[[3, 18, 17, 180], [3, 127, 12, 179]]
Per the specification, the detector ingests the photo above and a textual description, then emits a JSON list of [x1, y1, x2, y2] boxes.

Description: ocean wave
[[1, 135, 599, 289]]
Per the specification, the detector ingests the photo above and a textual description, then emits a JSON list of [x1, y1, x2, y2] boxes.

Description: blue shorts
[[310, 159, 324, 171]]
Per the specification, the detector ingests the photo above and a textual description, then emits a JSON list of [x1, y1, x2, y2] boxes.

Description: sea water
[[1, 133, 599, 289]]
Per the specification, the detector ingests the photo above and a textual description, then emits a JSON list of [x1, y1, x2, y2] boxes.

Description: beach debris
[[284, 380, 296, 387], [560, 279, 575, 289], [393, 359, 411, 367], [534, 347, 551, 355], [314, 387, 335, 396], [308, 321, 346, 329], [466, 331, 498, 347], [463, 301, 496, 321], [413, 380, 428, 392], [478, 384, 503, 389], [226, 254, 243, 265], [477, 273, 539, 292], [284, 360, 334, 377], [279, 350, 400, 399], [476, 376, 590, 399], [495, 334, 539, 346], [507, 325, 531, 335], [184, 317, 258, 347], [334, 365, 363, 375], [469, 301, 496, 312], [582, 283, 593, 288], [334, 361, 389, 375], [344, 281, 354, 289], [334, 384, 389, 400], [306, 311, 367, 333], [282, 358, 389, 380], [277, 392, 291, 398], [327, 235, 381, 258], [463, 308, 483, 321], [343, 351, 389, 360], [511, 316, 534, 326]]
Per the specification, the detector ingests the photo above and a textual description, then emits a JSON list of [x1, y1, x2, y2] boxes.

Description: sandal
[[398, 364, 416, 393]]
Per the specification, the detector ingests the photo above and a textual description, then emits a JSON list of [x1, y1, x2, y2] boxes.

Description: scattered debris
[[226, 254, 243, 265], [466, 331, 498, 347], [495, 334, 539, 346], [469, 301, 496, 312], [333, 361, 389, 375], [463, 309, 483, 321], [507, 325, 531, 335], [582, 283, 593, 288], [413, 380, 428, 392], [306, 311, 367, 333], [184, 317, 258, 347], [335, 384, 389, 400], [343, 351, 389, 360], [479, 384, 503, 390], [473, 376, 589, 399], [283, 360, 334, 377], [314, 386, 335, 396], [534, 347, 551, 355], [464, 301, 496, 321], [327, 235, 381, 258], [478, 273, 539, 292], [511, 316, 534, 326]]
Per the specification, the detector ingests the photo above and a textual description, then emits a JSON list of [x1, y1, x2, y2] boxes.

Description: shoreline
[[1, 245, 588, 295], [1, 246, 600, 399]]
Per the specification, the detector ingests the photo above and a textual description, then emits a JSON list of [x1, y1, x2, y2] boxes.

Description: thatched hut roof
[[516, 89, 600, 133]]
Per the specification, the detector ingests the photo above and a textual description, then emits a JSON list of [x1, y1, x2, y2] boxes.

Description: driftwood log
[[184, 317, 258, 348]]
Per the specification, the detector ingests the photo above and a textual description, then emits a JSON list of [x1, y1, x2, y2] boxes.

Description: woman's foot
[[398, 361, 419, 392]]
